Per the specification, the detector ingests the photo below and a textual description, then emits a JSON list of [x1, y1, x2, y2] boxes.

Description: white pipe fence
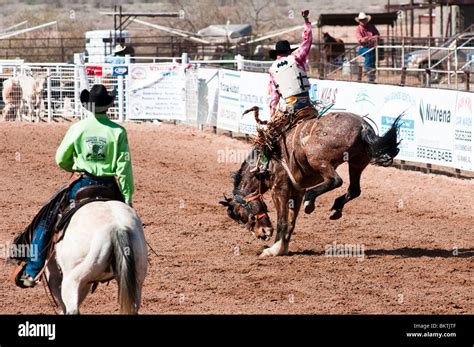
[[0, 54, 473, 175]]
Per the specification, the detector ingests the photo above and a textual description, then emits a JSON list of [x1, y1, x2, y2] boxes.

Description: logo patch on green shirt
[[85, 136, 107, 161]]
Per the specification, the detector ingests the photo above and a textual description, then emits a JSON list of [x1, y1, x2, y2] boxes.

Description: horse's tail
[[361, 114, 403, 167], [112, 226, 139, 314]]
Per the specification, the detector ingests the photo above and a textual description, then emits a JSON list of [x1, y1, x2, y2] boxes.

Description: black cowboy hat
[[269, 40, 297, 59], [80, 84, 115, 113]]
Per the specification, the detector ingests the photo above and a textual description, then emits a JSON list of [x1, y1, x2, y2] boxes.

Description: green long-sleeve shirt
[[55, 114, 134, 204]]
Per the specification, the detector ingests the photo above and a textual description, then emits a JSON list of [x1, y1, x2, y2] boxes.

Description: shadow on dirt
[[365, 247, 474, 258], [289, 248, 474, 258]]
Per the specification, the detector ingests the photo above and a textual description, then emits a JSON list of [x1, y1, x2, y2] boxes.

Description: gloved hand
[[301, 10, 310, 22]]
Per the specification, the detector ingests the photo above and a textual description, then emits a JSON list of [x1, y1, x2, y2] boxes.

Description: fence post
[[47, 67, 52, 122], [375, 46, 379, 81], [425, 68, 431, 87], [181, 52, 189, 65], [124, 54, 131, 121], [73, 53, 82, 118], [357, 65, 363, 81], [464, 70, 470, 91], [236, 54, 244, 71], [400, 67, 407, 86], [118, 75, 124, 122], [60, 37, 65, 63], [319, 62, 325, 79]]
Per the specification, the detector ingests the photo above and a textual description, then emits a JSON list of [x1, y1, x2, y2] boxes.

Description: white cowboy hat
[[355, 12, 371, 23], [114, 44, 126, 54]]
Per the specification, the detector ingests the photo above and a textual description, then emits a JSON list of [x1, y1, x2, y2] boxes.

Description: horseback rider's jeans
[[25, 175, 112, 278]]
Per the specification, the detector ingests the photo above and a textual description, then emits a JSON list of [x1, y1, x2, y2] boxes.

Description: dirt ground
[[0, 121, 472, 314]]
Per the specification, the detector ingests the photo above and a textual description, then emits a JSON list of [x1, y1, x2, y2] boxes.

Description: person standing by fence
[[355, 12, 380, 83]]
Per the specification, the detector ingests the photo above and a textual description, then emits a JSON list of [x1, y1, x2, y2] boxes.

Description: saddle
[[56, 183, 123, 232], [253, 105, 319, 160], [10, 174, 124, 288]]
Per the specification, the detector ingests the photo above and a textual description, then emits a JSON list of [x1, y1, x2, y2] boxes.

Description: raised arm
[[293, 10, 313, 67]]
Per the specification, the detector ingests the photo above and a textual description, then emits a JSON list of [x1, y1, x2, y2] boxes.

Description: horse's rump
[[281, 111, 402, 174], [54, 201, 147, 314]]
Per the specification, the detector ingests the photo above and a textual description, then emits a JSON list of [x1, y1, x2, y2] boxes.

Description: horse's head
[[220, 193, 273, 241]]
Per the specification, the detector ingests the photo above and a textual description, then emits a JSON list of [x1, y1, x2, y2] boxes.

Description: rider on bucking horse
[[253, 9, 317, 173], [17, 84, 134, 288]]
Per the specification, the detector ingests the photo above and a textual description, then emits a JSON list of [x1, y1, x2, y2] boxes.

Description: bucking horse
[[220, 109, 402, 257]]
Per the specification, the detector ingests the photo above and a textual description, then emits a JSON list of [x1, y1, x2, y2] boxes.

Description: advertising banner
[[127, 64, 186, 120], [453, 92, 473, 171], [239, 71, 271, 135], [216, 69, 241, 132]]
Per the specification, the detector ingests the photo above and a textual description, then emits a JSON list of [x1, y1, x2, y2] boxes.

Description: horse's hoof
[[304, 200, 315, 214], [259, 248, 273, 258], [329, 210, 342, 220]]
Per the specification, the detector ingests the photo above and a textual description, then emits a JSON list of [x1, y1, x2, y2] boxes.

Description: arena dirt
[[0, 122, 472, 314]]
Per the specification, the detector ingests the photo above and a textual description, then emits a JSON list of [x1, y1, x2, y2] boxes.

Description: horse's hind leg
[[61, 271, 91, 315], [61, 275, 81, 314], [46, 258, 66, 314], [330, 160, 369, 220], [303, 162, 343, 214]]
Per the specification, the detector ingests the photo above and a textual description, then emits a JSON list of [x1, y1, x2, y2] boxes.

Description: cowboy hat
[[80, 84, 115, 113], [269, 40, 297, 59], [114, 44, 126, 54], [355, 12, 371, 23]]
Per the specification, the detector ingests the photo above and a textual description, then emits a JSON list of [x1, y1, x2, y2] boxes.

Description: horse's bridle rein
[[233, 192, 268, 221]]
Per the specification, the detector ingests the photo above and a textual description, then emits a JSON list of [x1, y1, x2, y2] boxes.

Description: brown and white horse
[[221, 112, 402, 257]]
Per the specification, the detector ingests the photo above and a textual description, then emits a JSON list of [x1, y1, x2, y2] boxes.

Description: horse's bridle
[[232, 192, 268, 221]]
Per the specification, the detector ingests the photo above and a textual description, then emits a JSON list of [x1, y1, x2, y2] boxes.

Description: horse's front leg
[[260, 185, 292, 257], [287, 191, 304, 241]]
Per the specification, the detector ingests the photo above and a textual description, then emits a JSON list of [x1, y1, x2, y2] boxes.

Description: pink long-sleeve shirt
[[355, 22, 380, 48], [269, 20, 313, 117]]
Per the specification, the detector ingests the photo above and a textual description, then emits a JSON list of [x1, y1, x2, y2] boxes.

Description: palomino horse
[[220, 112, 402, 257], [45, 201, 147, 314]]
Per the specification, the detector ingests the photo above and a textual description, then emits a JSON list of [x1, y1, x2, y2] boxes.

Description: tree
[[245, 0, 272, 35]]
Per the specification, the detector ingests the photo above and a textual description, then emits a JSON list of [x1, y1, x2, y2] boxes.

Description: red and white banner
[[85, 65, 103, 76]]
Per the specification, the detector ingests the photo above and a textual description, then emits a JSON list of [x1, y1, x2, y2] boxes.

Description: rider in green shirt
[[20, 84, 134, 287], [56, 103, 134, 204]]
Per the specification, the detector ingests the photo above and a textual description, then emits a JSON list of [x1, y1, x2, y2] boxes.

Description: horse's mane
[[232, 149, 257, 194]]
